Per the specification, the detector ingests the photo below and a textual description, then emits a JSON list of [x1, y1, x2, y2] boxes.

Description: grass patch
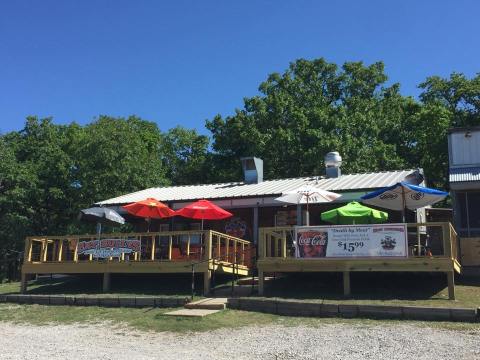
[[0, 304, 279, 332], [1, 273, 218, 298], [261, 272, 480, 308], [0, 304, 478, 333]]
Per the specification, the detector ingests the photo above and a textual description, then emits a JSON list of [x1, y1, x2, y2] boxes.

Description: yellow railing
[[24, 230, 252, 267], [259, 222, 459, 260]]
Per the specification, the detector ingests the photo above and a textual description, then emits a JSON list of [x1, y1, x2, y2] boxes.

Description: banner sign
[[77, 239, 141, 258], [295, 224, 408, 258]]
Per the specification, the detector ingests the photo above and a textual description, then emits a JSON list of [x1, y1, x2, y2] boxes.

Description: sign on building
[[77, 239, 141, 259], [295, 224, 408, 258]]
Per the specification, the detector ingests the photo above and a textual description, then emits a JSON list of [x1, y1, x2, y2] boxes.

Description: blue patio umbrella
[[361, 182, 448, 221]]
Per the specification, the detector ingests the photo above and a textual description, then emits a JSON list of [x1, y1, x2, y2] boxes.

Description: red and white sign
[[295, 224, 408, 258]]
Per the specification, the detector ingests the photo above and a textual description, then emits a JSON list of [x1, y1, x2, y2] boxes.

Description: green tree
[[419, 72, 480, 127], [206, 58, 411, 181], [2, 117, 81, 236], [161, 126, 210, 185], [75, 115, 169, 206]]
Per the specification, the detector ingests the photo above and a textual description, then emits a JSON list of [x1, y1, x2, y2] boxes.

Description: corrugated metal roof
[[449, 167, 480, 183], [97, 169, 418, 205]]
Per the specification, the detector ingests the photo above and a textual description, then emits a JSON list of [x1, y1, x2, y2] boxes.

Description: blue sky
[[0, 0, 478, 134]]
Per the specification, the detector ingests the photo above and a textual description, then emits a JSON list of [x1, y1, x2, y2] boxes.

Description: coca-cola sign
[[298, 232, 327, 246], [296, 230, 328, 258]]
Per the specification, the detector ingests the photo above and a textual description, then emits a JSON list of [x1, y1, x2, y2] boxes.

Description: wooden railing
[[24, 230, 252, 267], [259, 222, 459, 261]]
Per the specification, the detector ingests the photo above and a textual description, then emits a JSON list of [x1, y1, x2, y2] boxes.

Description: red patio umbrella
[[175, 199, 233, 229], [122, 198, 175, 231]]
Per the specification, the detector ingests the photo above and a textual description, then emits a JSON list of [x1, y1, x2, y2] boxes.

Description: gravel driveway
[[1, 322, 478, 360]]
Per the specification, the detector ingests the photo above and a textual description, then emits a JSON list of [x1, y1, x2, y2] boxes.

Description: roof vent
[[325, 152, 342, 178], [241, 157, 263, 184]]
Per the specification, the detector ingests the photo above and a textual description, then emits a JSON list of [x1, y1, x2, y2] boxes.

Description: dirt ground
[[1, 322, 479, 360]]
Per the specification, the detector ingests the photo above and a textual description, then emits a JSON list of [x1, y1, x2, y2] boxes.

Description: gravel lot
[[0, 322, 479, 360]]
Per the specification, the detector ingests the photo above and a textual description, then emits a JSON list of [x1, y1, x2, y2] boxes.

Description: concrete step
[[184, 297, 227, 310], [164, 309, 221, 317]]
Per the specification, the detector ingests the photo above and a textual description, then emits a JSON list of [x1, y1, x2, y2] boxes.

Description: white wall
[[449, 130, 480, 167]]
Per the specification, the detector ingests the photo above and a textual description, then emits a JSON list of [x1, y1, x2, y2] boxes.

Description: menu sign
[[295, 224, 408, 258], [77, 239, 141, 258]]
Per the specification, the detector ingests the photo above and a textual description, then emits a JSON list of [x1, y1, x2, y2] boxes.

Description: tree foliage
[[207, 59, 479, 186], [161, 126, 210, 184], [207, 59, 411, 179]]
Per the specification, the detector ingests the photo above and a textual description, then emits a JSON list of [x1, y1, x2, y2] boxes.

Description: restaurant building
[[97, 155, 425, 243], [21, 154, 460, 298]]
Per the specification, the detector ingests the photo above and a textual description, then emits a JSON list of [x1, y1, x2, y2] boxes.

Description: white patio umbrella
[[361, 182, 448, 222], [275, 185, 341, 226]]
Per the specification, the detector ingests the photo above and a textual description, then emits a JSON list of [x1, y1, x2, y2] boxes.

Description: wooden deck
[[257, 222, 461, 299], [21, 230, 252, 294]]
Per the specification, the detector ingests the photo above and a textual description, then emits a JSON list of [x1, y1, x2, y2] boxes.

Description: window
[[456, 191, 480, 235]]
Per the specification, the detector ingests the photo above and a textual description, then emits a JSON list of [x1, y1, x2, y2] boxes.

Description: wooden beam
[[58, 240, 63, 262], [225, 238, 229, 260], [447, 271, 455, 300], [42, 240, 48, 262], [151, 235, 156, 260], [343, 271, 351, 297], [73, 239, 79, 262], [241, 243, 245, 265], [443, 223, 452, 258], [273, 236, 278, 257], [203, 270, 211, 295], [25, 238, 32, 262], [257, 257, 456, 273], [206, 231, 212, 261], [20, 273, 27, 294], [258, 270, 265, 296], [102, 272, 111, 293], [258, 229, 264, 259], [24, 260, 209, 274]]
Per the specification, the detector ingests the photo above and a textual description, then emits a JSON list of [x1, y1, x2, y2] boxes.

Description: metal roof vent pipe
[[325, 152, 342, 178], [240, 157, 263, 184]]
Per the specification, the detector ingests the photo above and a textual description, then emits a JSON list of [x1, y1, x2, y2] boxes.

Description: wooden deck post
[[206, 231, 213, 260], [20, 273, 27, 294], [58, 240, 63, 261], [151, 236, 156, 260], [203, 270, 211, 295], [442, 222, 452, 258], [203, 230, 213, 296], [258, 270, 265, 295], [447, 271, 455, 300], [73, 239, 79, 262], [343, 271, 351, 297], [102, 273, 111, 293]]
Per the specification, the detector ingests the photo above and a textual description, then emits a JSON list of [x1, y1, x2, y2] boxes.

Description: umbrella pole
[[201, 218, 204, 231], [96, 222, 102, 260], [401, 187, 406, 223], [306, 197, 310, 226]]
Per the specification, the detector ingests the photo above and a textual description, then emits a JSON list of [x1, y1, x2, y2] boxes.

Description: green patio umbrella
[[321, 201, 388, 225]]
